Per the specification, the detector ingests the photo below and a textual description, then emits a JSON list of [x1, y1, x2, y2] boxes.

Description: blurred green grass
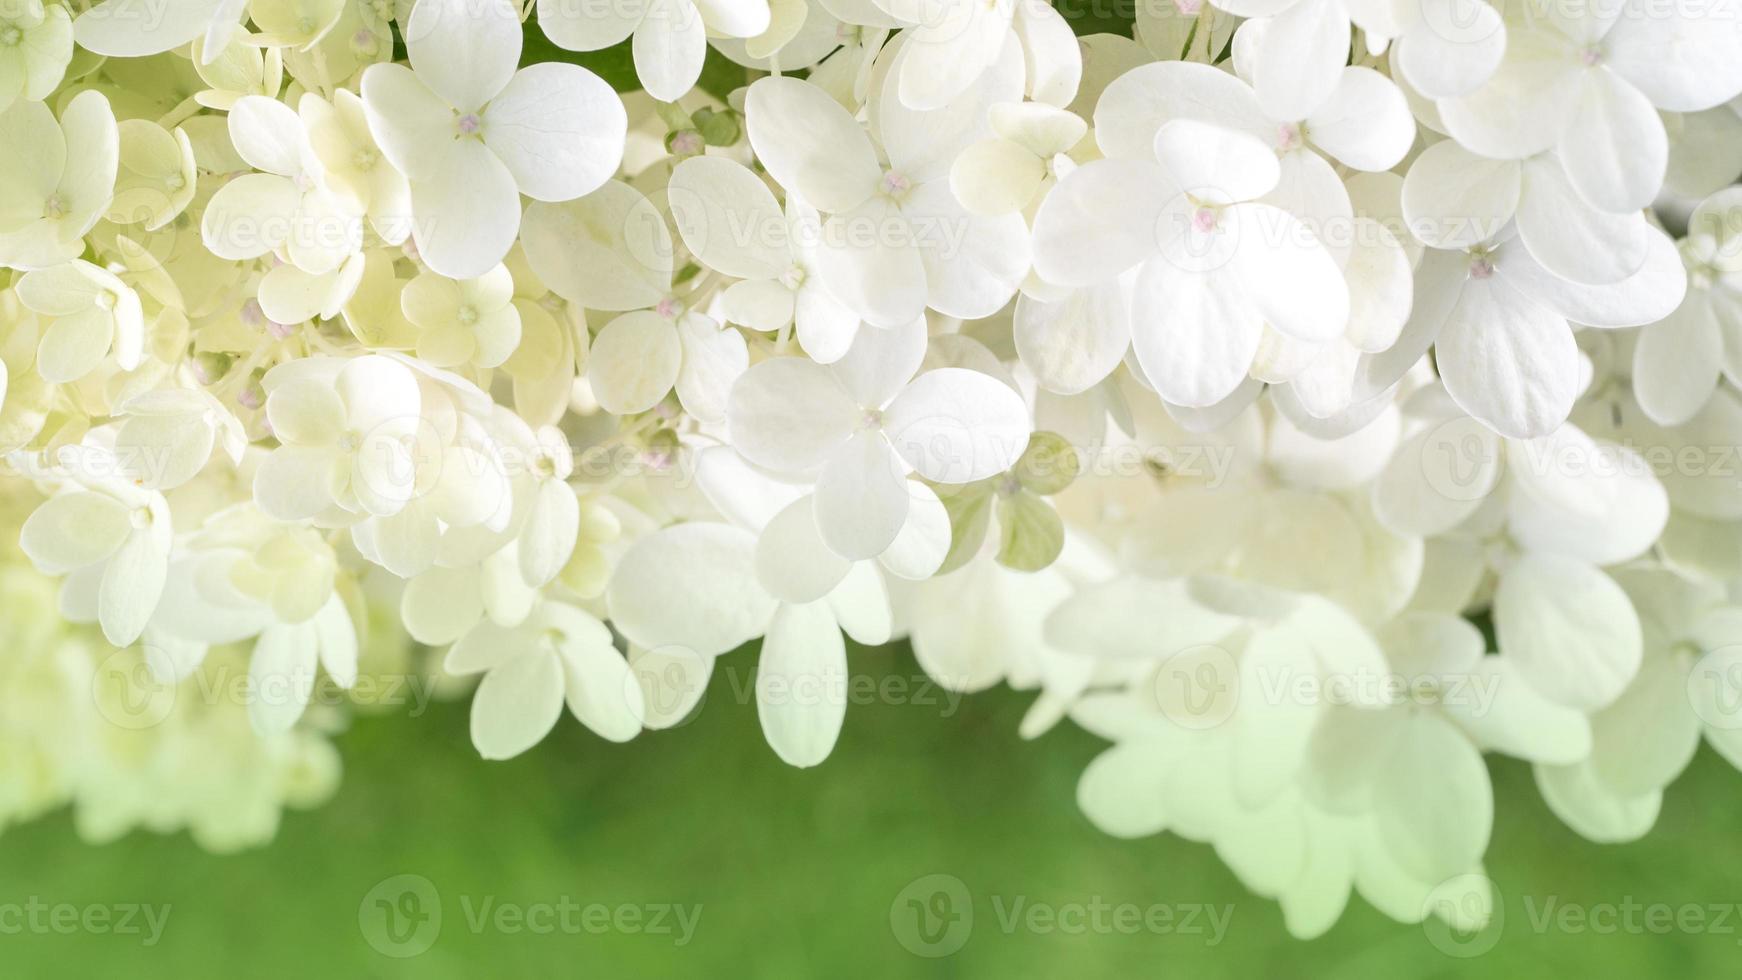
[[2, 641, 1739, 977]]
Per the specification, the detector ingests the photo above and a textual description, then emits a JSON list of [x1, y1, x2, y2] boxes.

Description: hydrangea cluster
[[4, 0, 1742, 940]]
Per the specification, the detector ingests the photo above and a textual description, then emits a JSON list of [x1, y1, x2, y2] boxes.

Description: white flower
[[743, 64, 1031, 328], [14, 260, 144, 384], [667, 155, 861, 362], [253, 354, 426, 522], [446, 600, 643, 760], [360, 0, 626, 278], [1409, 226, 1685, 438], [536, 0, 771, 101], [0, 91, 118, 270], [727, 317, 1032, 559], [1439, 1, 1742, 212], [1032, 116, 1349, 407], [0, 1, 72, 113], [108, 119, 199, 231], [19, 459, 173, 647], [1536, 567, 1742, 842], [401, 263, 523, 369], [948, 102, 1086, 216], [299, 89, 412, 246]]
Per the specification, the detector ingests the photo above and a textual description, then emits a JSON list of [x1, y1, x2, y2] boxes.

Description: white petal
[[633, 0, 707, 102], [1130, 258, 1263, 408], [359, 64, 455, 182], [816, 197, 928, 328], [745, 76, 879, 213], [828, 313, 926, 409], [814, 431, 909, 560], [1152, 119, 1279, 202], [1632, 297, 1723, 426], [249, 623, 318, 735], [1535, 763, 1661, 843], [521, 182, 673, 311], [1434, 276, 1576, 440], [1251, 0, 1349, 122], [1555, 68, 1667, 213], [471, 649, 566, 759], [20, 491, 130, 574], [1030, 157, 1181, 287], [1515, 155, 1649, 286], [726, 356, 858, 474], [668, 156, 788, 279], [1013, 282, 1130, 395], [883, 367, 1032, 483], [409, 142, 521, 279], [483, 63, 625, 202], [521, 479, 580, 589], [558, 625, 643, 742], [1373, 710, 1492, 884], [1399, 139, 1519, 250], [1495, 554, 1641, 712], [74, 0, 221, 57], [1230, 203, 1349, 343], [878, 481, 950, 580], [405, 0, 521, 111], [1393, 0, 1504, 99], [757, 600, 848, 767], [1306, 67, 1414, 171], [401, 565, 485, 645], [535, 0, 643, 51], [756, 495, 852, 602], [588, 311, 681, 415], [949, 137, 1044, 215], [606, 522, 778, 657]]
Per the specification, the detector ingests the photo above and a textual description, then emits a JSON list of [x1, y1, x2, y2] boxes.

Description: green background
[[2, 641, 1739, 977]]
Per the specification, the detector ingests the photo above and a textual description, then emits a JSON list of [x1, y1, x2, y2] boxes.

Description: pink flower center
[[456, 113, 481, 136], [1469, 257, 1495, 280], [1192, 207, 1218, 234]]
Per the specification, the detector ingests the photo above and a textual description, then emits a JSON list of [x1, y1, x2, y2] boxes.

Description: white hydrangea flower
[[0, 1, 73, 113], [445, 599, 642, 760], [19, 449, 173, 647], [401, 263, 523, 369], [361, 0, 626, 277], [14, 260, 145, 384], [0, 90, 118, 269], [667, 155, 862, 362], [1033, 114, 1349, 407], [743, 60, 1031, 329], [1439, 0, 1742, 212], [727, 317, 1032, 560]]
